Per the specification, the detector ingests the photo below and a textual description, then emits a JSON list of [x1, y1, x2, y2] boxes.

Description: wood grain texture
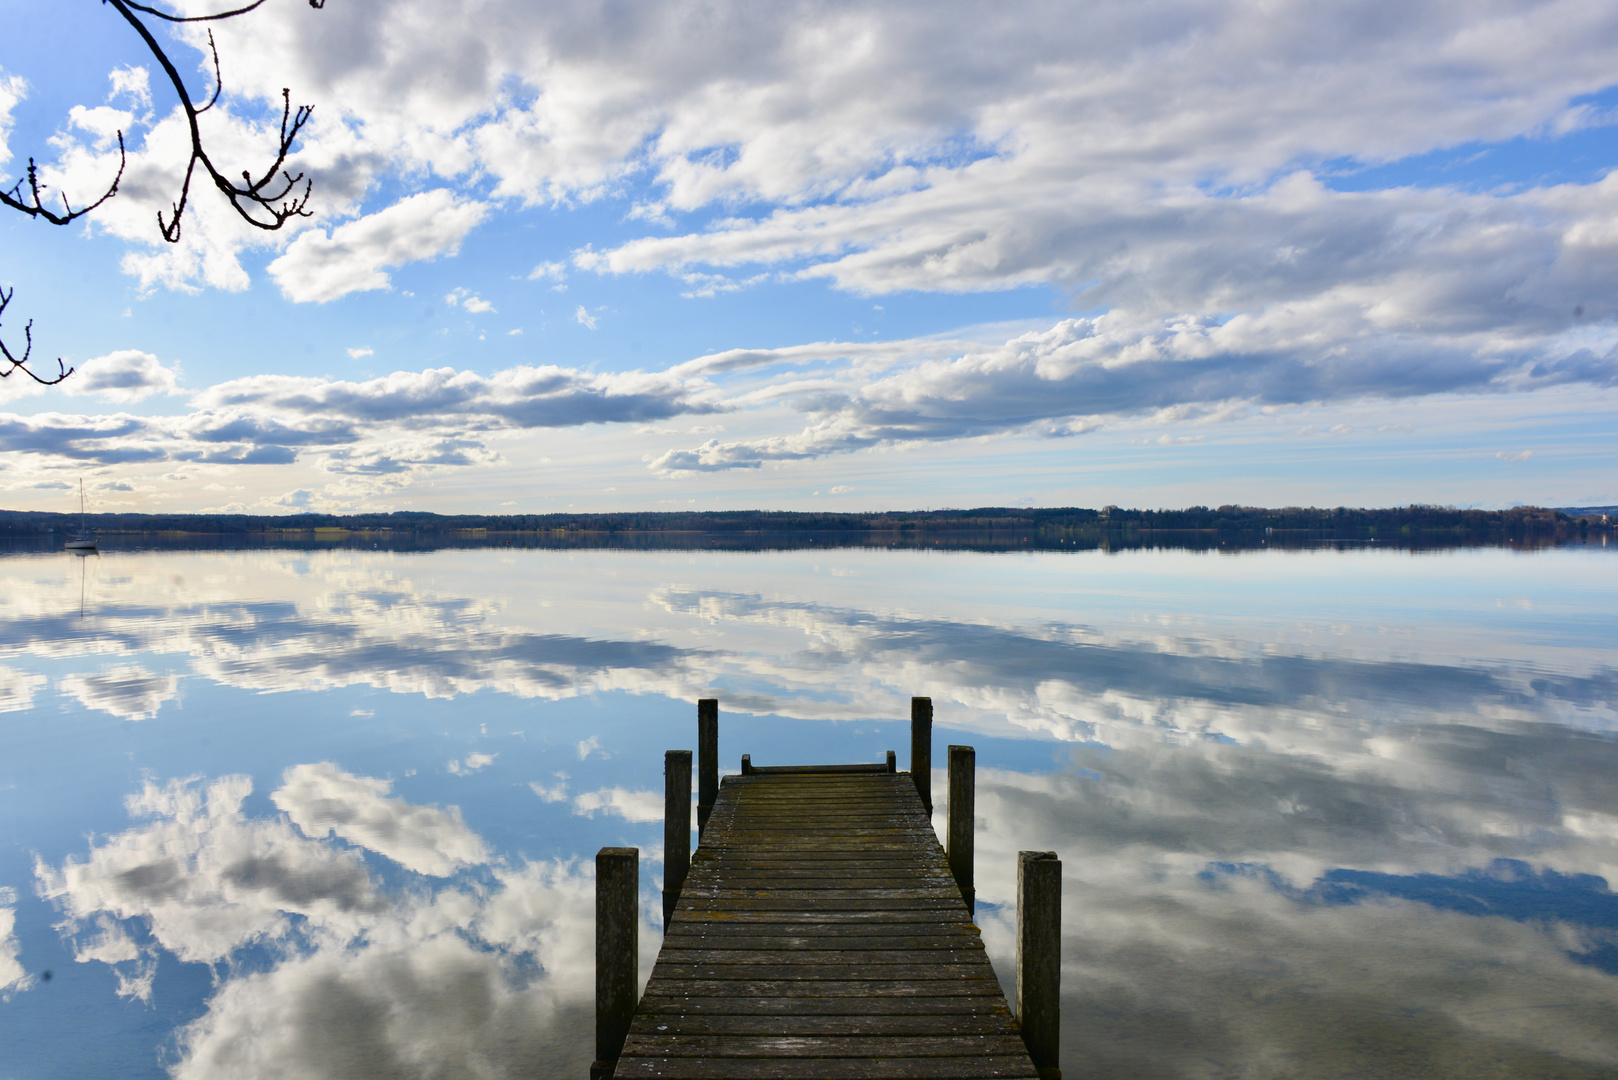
[[615, 771, 1038, 1079]]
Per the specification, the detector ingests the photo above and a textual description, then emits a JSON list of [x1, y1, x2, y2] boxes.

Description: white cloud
[[0, 665, 46, 714], [346, 346, 374, 359], [648, 316, 1618, 472], [35, 769, 639, 1079], [58, 664, 178, 720], [447, 751, 497, 775], [0, 892, 28, 999], [35, 774, 386, 973], [0, 68, 26, 169], [8, 1, 1618, 479], [272, 762, 489, 876], [61, 350, 180, 403], [571, 786, 662, 823], [268, 191, 489, 303], [576, 735, 602, 760], [528, 778, 568, 803]]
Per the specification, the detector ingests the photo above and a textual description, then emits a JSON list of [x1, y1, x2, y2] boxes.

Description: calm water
[[1, 545, 1615, 1079]]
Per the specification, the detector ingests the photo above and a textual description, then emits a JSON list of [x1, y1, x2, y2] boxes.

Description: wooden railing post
[[592, 846, 639, 1080], [911, 696, 932, 813], [697, 698, 718, 836], [663, 750, 691, 928], [947, 744, 974, 912], [1017, 850, 1062, 1080]]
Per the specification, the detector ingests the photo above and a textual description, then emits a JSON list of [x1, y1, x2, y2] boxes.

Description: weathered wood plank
[[621, 1014, 1020, 1036], [650, 962, 1002, 982], [661, 935, 982, 951], [613, 1056, 1039, 1079], [618, 768, 1039, 1080], [633, 996, 1014, 1017], [621, 1034, 1033, 1057], [638, 978, 1006, 997]]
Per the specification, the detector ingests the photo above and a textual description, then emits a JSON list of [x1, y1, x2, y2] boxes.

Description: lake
[[1, 542, 1615, 1079]]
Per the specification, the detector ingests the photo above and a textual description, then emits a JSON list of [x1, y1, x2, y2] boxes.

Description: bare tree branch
[[0, 0, 326, 382], [0, 288, 74, 386], [0, 133, 127, 225], [103, 0, 318, 241]]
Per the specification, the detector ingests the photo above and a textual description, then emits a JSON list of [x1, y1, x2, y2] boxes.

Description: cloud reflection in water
[[36, 766, 651, 1080], [2, 547, 1615, 1076]]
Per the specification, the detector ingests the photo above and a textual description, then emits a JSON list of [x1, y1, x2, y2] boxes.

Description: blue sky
[[1, 0, 1616, 513]]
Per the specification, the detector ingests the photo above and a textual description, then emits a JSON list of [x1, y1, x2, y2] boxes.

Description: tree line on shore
[[0, 503, 1609, 542]]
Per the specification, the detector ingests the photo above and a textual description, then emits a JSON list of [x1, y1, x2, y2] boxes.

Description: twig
[[0, 287, 75, 386]]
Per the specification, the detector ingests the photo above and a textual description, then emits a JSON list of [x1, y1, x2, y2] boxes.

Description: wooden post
[[1017, 850, 1062, 1080], [697, 698, 718, 836], [592, 846, 639, 1080], [663, 750, 691, 929], [947, 744, 974, 912], [885, 749, 896, 772], [911, 696, 932, 813]]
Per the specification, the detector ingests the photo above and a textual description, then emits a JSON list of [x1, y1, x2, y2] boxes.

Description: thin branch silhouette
[[0, 0, 325, 382], [0, 288, 74, 386]]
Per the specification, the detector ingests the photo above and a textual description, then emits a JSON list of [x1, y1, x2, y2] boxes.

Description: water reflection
[[35, 768, 648, 1080], [0, 546, 1614, 1077]]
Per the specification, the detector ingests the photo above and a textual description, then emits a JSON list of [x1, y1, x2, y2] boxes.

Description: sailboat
[[64, 478, 97, 552]]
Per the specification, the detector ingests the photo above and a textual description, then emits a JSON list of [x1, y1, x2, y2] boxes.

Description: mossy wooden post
[[947, 744, 975, 912], [662, 750, 691, 928], [1018, 850, 1063, 1080], [911, 696, 933, 813], [697, 698, 718, 836], [592, 846, 638, 1080]]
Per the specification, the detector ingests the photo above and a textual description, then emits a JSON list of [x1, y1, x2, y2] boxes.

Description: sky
[[1, 0, 1616, 514]]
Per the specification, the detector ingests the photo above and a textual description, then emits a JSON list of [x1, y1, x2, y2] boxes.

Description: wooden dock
[[593, 700, 1061, 1080]]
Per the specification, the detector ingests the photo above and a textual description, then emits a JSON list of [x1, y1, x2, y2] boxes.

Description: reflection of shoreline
[[1, 529, 1609, 554], [1, 505, 1611, 555]]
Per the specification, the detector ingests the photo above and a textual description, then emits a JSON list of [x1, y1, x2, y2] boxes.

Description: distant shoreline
[[1, 504, 1609, 553]]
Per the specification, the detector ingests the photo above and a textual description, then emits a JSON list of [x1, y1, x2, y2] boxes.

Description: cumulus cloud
[[649, 317, 1618, 471], [35, 775, 387, 975], [0, 665, 46, 713], [966, 756, 1618, 1076], [57, 664, 178, 720], [571, 786, 662, 823], [60, 350, 181, 403], [0, 890, 27, 999], [0, 67, 26, 168], [12, 0, 1618, 440], [447, 751, 497, 775], [272, 762, 489, 876], [446, 287, 496, 313], [267, 191, 489, 303], [0, 354, 719, 473], [35, 770, 639, 1079]]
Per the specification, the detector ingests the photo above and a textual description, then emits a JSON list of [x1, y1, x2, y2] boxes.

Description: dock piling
[[696, 698, 717, 835], [1017, 850, 1063, 1080], [911, 696, 933, 813], [662, 750, 691, 928], [948, 743, 975, 912], [592, 846, 639, 1080]]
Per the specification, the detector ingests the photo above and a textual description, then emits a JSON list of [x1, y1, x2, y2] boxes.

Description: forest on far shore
[[0, 504, 1610, 553]]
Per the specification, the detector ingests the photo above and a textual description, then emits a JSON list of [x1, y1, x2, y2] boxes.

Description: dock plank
[[613, 771, 1038, 1080]]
